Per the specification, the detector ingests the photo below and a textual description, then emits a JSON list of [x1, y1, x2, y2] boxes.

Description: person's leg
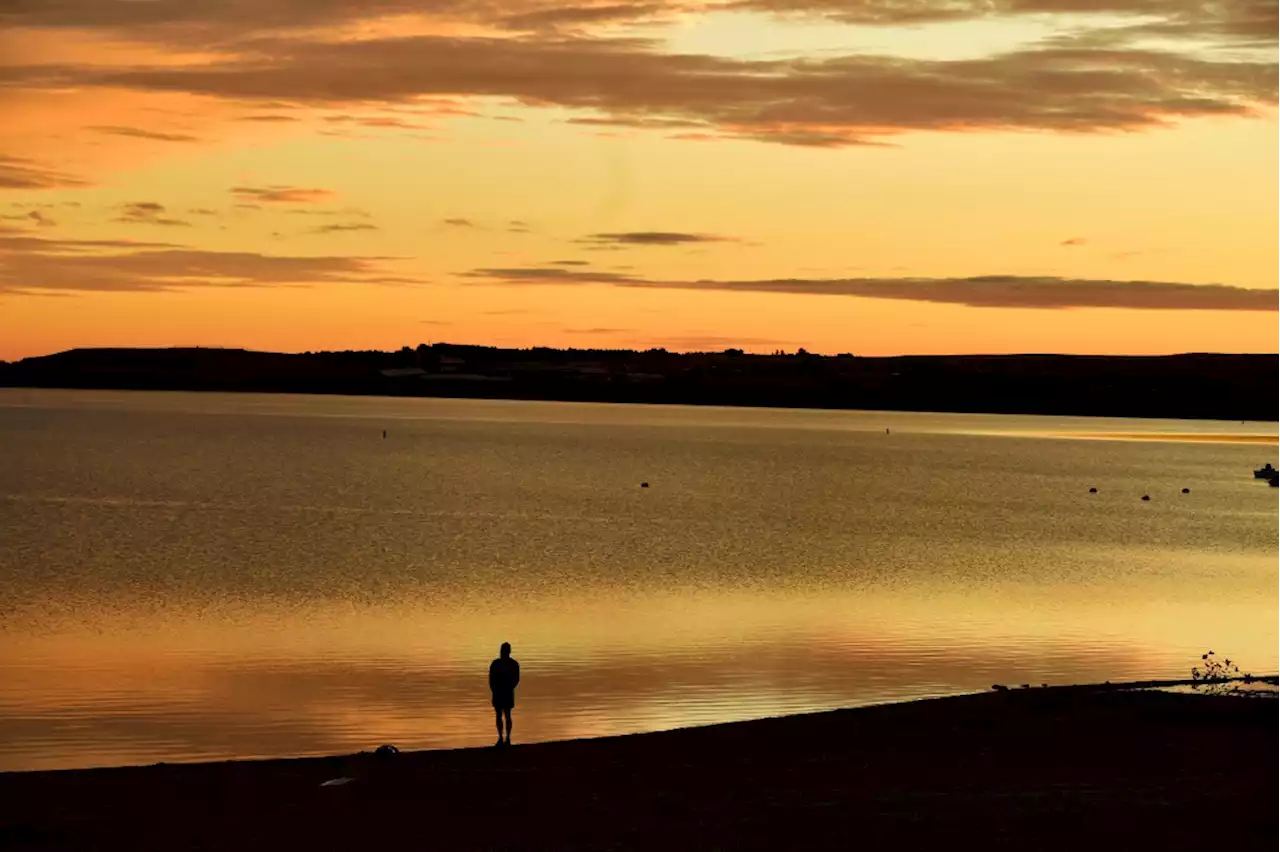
[[503, 709, 513, 744], [494, 708, 505, 745]]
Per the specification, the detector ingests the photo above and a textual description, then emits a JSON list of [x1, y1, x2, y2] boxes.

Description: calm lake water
[[1, 389, 1276, 772]]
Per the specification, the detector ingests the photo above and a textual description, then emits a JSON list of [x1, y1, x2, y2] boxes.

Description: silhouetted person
[[489, 642, 520, 746]]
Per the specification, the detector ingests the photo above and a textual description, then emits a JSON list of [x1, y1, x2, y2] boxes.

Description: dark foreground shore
[[1, 688, 1275, 851]]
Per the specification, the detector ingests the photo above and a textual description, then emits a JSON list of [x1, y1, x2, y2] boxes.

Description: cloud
[[0, 227, 177, 249], [238, 114, 300, 122], [562, 326, 635, 334], [727, 1, 1277, 46], [0, 0, 1274, 162], [323, 114, 433, 130], [0, 231, 417, 294], [442, 218, 475, 227], [581, 231, 736, 246], [115, 201, 192, 227], [0, 1, 680, 39], [462, 266, 1280, 311], [495, 3, 676, 32], [668, 132, 723, 142], [7, 0, 1267, 46], [0, 210, 57, 228], [547, 259, 590, 266], [566, 116, 710, 130], [286, 207, 372, 218], [0, 1, 1273, 66], [1061, 237, 1087, 247], [4, 23, 1271, 149], [231, 185, 335, 204], [0, 155, 90, 190], [468, 267, 642, 284], [307, 222, 378, 234], [5, 201, 81, 209], [87, 125, 200, 143]]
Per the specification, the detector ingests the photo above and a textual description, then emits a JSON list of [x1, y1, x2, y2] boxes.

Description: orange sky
[[0, 2, 1276, 360]]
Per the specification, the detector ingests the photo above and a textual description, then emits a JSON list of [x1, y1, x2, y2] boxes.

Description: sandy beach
[[0, 687, 1274, 851]]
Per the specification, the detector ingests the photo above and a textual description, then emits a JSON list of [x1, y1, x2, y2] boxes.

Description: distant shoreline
[[2, 346, 1277, 422], [1, 686, 1274, 850]]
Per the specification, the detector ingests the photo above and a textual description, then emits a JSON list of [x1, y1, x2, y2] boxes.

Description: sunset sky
[[0, 1, 1275, 360]]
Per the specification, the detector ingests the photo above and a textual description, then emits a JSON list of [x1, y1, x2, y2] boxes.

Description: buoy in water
[[640, 482, 649, 488], [382, 430, 387, 439], [1088, 487, 1097, 493], [1141, 494, 1150, 501], [1181, 487, 1190, 494]]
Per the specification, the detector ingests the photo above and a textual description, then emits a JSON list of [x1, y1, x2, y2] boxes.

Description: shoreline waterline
[[1, 687, 1273, 851]]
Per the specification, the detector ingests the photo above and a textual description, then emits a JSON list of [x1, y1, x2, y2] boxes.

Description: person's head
[[500, 642, 511, 659]]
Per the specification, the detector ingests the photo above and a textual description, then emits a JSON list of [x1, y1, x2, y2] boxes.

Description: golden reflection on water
[[1064, 433, 1278, 445], [0, 391, 1276, 772], [3, 575, 1275, 772]]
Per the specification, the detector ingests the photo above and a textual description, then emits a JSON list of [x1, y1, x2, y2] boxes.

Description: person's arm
[[488, 660, 497, 691], [512, 660, 520, 688]]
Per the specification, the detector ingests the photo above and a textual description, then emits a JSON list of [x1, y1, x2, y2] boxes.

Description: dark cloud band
[[464, 266, 1279, 311], [0, 230, 413, 293]]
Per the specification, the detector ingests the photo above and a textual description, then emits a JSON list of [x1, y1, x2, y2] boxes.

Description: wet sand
[[0, 688, 1274, 851]]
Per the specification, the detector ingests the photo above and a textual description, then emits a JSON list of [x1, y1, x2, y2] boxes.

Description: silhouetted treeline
[[0, 345, 1275, 421]]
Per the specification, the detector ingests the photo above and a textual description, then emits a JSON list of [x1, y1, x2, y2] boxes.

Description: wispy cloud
[[1061, 237, 1087, 247], [115, 202, 192, 227], [285, 207, 371, 218], [0, 210, 57, 228], [0, 231, 416, 294], [87, 125, 200, 143], [496, 3, 676, 33], [580, 231, 736, 246], [442, 217, 475, 227], [566, 116, 709, 130], [307, 222, 377, 234], [463, 266, 1280, 311], [231, 185, 334, 204], [323, 114, 433, 130], [0, 156, 89, 190], [468, 267, 641, 284]]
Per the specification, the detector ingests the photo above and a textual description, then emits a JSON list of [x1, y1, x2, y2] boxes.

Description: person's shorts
[[492, 690, 515, 710]]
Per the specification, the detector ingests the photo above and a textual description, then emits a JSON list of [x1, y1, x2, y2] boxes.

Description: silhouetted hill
[[0, 346, 1275, 421]]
